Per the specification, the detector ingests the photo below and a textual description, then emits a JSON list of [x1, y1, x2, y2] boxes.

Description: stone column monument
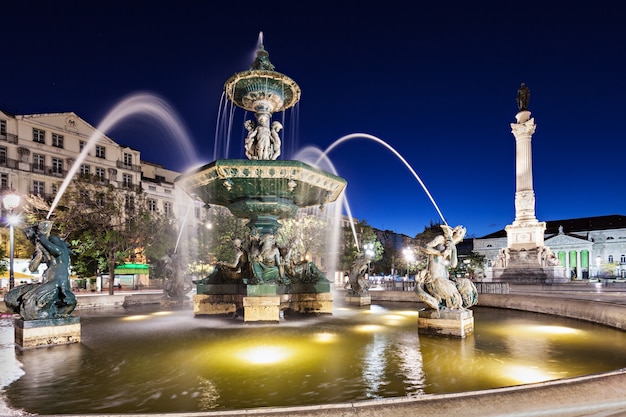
[[493, 84, 567, 283]]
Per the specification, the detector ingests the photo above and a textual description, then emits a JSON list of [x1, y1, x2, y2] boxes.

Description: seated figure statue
[[194, 238, 249, 285], [282, 238, 328, 283], [251, 233, 289, 285]]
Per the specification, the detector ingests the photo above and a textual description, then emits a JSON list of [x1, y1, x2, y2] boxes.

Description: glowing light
[[123, 315, 150, 321], [528, 325, 581, 335], [313, 332, 337, 343], [236, 345, 292, 365], [397, 310, 420, 317], [502, 364, 557, 384], [383, 314, 406, 326], [151, 311, 174, 316], [354, 324, 385, 333]]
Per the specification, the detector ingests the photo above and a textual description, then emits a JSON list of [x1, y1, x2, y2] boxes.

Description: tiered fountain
[[176, 43, 346, 322]]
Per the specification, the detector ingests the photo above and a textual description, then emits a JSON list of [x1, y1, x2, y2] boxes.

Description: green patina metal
[[179, 41, 346, 307]]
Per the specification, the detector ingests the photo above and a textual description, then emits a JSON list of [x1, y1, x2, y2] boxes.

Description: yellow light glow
[[122, 315, 150, 321], [236, 345, 292, 365], [354, 324, 385, 333], [151, 311, 173, 316], [397, 310, 420, 317], [313, 332, 337, 343], [502, 364, 556, 384], [527, 325, 580, 335]]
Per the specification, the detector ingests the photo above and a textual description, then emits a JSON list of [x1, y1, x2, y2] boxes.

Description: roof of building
[[478, 214, 626, 239]]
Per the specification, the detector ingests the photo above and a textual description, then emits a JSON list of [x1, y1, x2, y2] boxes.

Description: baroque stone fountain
[[176, 42, 346, 322]]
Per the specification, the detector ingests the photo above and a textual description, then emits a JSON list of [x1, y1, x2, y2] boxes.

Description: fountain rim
[[223, 69, 302, 113]]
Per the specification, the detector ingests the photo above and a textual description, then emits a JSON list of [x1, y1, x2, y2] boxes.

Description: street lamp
[[403, 248, 414, 279], [3, 192, 20, 289]]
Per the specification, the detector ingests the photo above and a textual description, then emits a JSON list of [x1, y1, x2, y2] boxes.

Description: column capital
[[511, 118, 536, 137]]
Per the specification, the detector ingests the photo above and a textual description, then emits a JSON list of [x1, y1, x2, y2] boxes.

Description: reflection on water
[[4, 303, 626, 415]]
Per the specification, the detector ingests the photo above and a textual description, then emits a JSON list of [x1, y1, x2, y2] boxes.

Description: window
[[0, 120, 6, 136], [52, 158, 64, 174], [51, 183, 58, 196], [122, 173, 133, 187], [80, 164, 90, 175], [621, 255, 626, 264], [148, 199, 157, 212], [608, 255, 614, 263], [164, 202, 172, 215], [52, 133, 64, 148], [95, 145, 105, 159], [33, 180, 45, 196], [125, 195, 135, 211], [148, 185, 156, 191], [0, 173, 7, 189], [33, 128, 45, 143], [33, 154, 45, 171], [95, 167, 105, 181], [79, 140, 86, 152], [0, 147, 6, 164], [123, 152, 133, 167], [164, 189, 172, 194]]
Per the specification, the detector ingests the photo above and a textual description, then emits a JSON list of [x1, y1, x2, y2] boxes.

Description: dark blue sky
[[3, 1, 625, 238]]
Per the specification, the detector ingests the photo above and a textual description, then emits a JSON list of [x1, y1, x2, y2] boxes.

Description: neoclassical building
[[473, 215, 626, 280], [0, 109, 194, 286]]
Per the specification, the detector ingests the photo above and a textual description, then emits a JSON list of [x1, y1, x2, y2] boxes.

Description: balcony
[[116, 160, 141, 172], [0, 133, 18, 144]]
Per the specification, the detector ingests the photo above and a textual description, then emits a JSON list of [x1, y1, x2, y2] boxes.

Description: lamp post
[[403, 248, 414, 279], [3, 192, 20, 290]]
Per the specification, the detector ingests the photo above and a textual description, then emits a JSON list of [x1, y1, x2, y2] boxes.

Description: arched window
[[608, 255, 614, 263], [621, 255, 626, 264]]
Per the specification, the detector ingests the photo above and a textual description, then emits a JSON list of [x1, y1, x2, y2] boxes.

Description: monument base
[[14, 316, 81, 349], [493, 266, 568, 284], [243, 295, 280, 323], [288, 292, 333, 314], [160, 296, 192, 309], [418, 308, 474, 338], [193, 294, 241, 316], [344, 295, 371, 306]]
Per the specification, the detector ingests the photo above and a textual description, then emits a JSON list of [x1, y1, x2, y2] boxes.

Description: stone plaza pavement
[[2, 282, 626, 417]]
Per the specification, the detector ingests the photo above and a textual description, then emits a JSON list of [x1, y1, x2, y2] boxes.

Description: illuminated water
[[3, 303, 626, 415]]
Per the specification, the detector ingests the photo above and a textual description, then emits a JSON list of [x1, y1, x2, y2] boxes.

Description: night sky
[[3, 1, 625, 238]]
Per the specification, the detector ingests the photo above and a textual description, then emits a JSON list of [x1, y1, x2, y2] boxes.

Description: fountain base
[[160, 296, 192, 309], [243, 295, 281, 322], [345, 295, 372, 306], [14, 316, 81, 349], [418, 308, 474, 338]]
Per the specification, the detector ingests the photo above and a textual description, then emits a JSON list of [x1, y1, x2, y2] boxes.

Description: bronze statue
[[516, 83, 530, 112], [5, 221, 77, 320], [414, 225, 477, 310]]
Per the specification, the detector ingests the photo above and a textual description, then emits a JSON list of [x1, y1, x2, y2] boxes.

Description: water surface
[[4, 303, 626, 414]]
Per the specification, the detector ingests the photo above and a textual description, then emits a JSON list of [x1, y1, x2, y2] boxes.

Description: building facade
[[473, 215, 626, 280]]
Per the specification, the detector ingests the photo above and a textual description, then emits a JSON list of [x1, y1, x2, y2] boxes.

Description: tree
[[43, 175, 155, 295], [338, 219, 383, 274]]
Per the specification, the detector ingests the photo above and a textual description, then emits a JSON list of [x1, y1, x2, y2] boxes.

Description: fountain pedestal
[[417, 309, 474, 338], [14, 316, 81, 349], [244, 284, 280, 322], [344, 295, 371, 306]]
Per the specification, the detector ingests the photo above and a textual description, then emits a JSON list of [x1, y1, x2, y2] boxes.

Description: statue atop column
[[516, 82, 530, 112]]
